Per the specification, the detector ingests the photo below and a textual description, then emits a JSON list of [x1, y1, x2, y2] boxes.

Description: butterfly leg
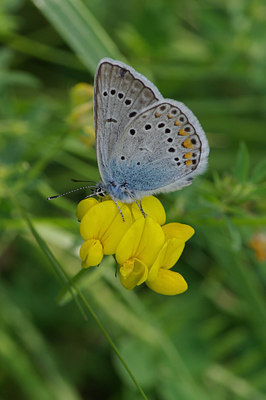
[[135, 200, 147, 218], [110, 197, 125, 222]]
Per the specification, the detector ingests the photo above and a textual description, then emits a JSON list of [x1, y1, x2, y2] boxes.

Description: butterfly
[[48, 58, 209, 213], [93, 59, 209, 203]]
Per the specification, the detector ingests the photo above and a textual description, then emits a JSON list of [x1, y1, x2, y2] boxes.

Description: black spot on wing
[[120, 68, 126, 78]]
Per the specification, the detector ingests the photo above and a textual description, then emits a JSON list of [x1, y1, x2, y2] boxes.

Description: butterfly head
[[97, 180, 136, 203], [95, 183, 108, 198]]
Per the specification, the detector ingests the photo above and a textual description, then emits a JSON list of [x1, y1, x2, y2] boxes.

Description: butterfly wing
[[94, 58, 163, 182], [108, 100, 209, 198]]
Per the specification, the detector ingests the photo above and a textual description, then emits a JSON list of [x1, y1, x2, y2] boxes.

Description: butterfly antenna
[[47, 185, 95, 200], [71, 179, 96, 183], [84, 192, 99, 199]]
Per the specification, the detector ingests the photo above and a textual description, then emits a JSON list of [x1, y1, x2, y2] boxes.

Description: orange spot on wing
[[178, 127, 188, 136], [174, 120, 182, 126], [167, 114, 173, 119], [183, 139, 194, 149], [184, 152, 192, 159], [185, 160, 192, 166], [155, 112, 161, 118]]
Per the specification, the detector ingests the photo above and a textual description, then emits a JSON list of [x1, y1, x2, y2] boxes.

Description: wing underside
[[93, 58, 163, 181], [108, 100, 209, 194]]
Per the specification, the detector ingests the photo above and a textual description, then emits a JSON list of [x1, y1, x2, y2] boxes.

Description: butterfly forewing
[[94, 58, 163, 181]]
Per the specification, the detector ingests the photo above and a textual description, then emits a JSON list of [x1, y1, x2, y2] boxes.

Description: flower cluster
[[68, 83, 95, 147], [77, 196, 194, 296]]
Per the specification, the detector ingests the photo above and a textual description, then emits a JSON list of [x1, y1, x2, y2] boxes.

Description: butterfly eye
[[96, 187, 105, 197]]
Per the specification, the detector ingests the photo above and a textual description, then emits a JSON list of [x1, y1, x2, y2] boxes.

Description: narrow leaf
[[31, 0, 124, 73], [251, 158, 266, 183], [234, 142, 250, 183], [6, 189, 148, 400]]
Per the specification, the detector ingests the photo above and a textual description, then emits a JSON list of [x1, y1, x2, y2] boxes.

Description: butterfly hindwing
[[109, 100, 209, 195]]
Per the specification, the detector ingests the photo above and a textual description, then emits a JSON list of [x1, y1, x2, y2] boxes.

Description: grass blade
[[234, 142, 250, 183], [31, 0, 124, 73], [6, 189, 149, 400]]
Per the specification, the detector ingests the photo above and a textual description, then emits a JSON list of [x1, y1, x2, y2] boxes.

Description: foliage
[[0, 0, 265, 399]]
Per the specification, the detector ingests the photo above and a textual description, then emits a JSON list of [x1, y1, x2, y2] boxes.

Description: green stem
[[7, 190, 148, 400]]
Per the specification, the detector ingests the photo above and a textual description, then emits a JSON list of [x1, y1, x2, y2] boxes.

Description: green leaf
[[57, 266, 104, 305], [234, 142, 250, 183], [250, 158, 266, 183], [31, 0, 124, 73]]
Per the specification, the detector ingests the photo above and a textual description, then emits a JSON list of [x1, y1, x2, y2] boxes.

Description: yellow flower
[[78, 199, 132, 268], [68, 83, 95, 147], [76, 198, 98, 221], [116, 216, 165, 290], [70, 83, 93, 106], [130, 196, 166, 224], [146, 223, 194, 295], [77, 195, 195, 296]]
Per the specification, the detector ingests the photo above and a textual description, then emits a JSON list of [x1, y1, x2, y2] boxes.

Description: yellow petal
[[148, 237, 185, 281], [101, 202, 132, 254], [80, 201, 132, 255], [162, 238, 185, 269], [116, 218, 144, 264], [116, 216, 165, 266], [146, 268, 188, 295], [120, 258, 148, 290], [148, 242, 168, 281], [80, 239, 103, 267], [76, 198, 98, 221], [162, 223, 195, 242], [131, 196, 166, 225]]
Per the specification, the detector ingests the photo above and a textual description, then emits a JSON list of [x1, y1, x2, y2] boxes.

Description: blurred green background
[[1, 0, 266, 399]]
